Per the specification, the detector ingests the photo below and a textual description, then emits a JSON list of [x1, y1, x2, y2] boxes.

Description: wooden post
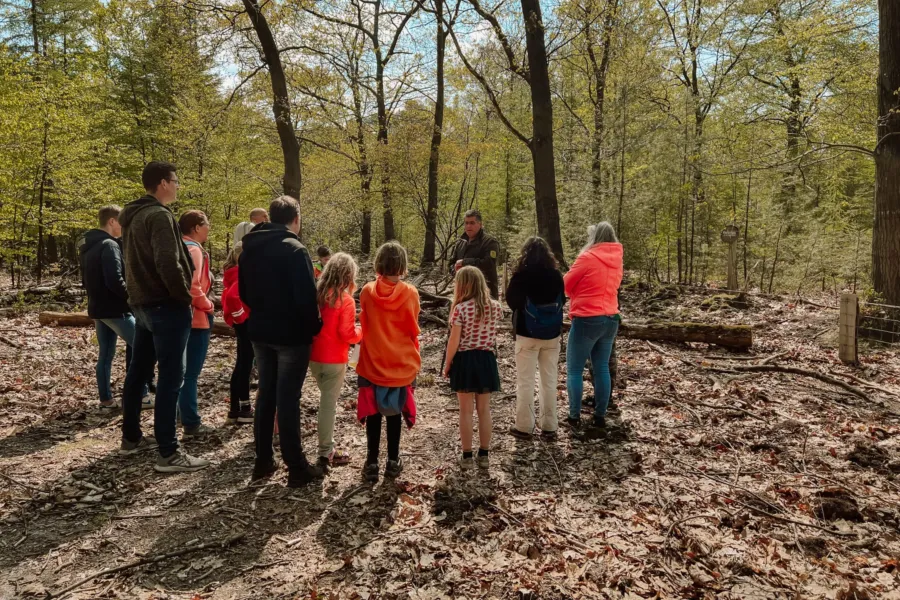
[[839, 293, 858, 365]]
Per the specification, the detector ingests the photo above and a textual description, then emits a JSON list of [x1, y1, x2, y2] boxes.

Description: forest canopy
[[0, 0, 882, 296]]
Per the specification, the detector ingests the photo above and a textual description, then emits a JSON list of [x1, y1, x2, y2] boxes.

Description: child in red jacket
[[310, 252, 362, 471], [222, 243, 254, 424]]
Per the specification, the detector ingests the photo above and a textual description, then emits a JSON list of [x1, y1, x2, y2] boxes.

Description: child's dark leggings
[[229, 323, 254, 413], [366, 413, 402, 464]]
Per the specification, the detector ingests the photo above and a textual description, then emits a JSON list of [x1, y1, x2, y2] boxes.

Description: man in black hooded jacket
[[239, 195, 324, 488], [80, 205, 152, 409]]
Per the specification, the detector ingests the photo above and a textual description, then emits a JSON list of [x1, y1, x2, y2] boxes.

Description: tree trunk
[[616, 83, 626, 236], [242, 0, 302, 202], [562, 320, 752, 350], [361, 209, 372, 255], [587, 0, 617, 213], [521, 0, 565, 265], [422, 0, 445, 265], [40, 311, 237, 337], [375, 57, 395, 241], [873, 0, 900, 305]]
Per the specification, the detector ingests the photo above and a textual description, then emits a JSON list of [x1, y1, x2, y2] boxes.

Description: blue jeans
[[177, 314, 213, 429], [94, 316, 152, 402], [253, 342, 312, 470], [566, 315, 619, 420], [123, 302, 192, 458]]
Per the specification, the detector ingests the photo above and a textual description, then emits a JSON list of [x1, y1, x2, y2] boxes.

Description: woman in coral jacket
[[178, 211, 216, 438], [563, 222, 623, 438], [222, 242, 254, 424]]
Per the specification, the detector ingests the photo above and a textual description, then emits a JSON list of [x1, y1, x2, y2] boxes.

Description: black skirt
[[449, 349, 501, 393]]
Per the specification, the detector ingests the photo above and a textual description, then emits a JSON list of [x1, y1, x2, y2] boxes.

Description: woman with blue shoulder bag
[[506, 237, 566, 440]]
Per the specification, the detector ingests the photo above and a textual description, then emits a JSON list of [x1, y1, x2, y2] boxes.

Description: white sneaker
[[141, 397, 154, 410], [154, 450, 210, 473]]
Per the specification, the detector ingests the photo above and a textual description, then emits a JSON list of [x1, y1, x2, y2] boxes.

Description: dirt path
[[1, 290, 899, 599]]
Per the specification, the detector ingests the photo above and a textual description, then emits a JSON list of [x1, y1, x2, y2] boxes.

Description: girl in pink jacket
[[177, 210, 215, 438], [563, 222, 623, 438]]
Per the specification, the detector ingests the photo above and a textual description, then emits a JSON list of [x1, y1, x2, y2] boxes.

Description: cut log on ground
[[40, 311, 236, 337], [563, 320, 752, 350]]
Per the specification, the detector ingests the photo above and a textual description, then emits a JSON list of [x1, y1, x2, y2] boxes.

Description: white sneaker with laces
[[154, 450, 210, 473]]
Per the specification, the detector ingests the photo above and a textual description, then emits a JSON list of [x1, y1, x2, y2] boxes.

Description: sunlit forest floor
[[1, 287, 899, 599]]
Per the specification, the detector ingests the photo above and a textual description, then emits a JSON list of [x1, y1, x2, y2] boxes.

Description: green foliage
[[0, 0, 881, 295]]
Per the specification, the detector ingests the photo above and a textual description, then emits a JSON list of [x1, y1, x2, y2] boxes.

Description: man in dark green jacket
[[452, 209, 501, 299], [119, 161, 209, 474]]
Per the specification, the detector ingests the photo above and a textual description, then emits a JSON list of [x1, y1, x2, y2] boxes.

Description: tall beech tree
[[448, 0, 565, 264], [241, 0, 303, 203], [873, 0, 900, 304]]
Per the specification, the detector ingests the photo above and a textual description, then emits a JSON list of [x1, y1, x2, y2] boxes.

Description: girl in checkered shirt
[[443, 266, 503, 470]]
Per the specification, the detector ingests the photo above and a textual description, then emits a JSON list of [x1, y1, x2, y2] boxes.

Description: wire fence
[[858, 301, 900, 348]]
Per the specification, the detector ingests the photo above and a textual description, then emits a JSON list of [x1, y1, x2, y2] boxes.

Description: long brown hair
[[316, 252, 358, 308], [513, 236, 558, 275], [452, 266, 493, 322], [223, 242, 243, 270]]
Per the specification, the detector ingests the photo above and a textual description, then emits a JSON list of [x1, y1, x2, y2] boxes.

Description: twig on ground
[[709, 365, 870, 401], [727, 497, 858, 538], [759, 351, 790, 365], [828, 370, 900, 398], [690, 401, 766, 422], [0, 471, 43, 493], [47, 532, 246, 598], [0, 334, 21, 349], [647, 341, 697, 367], [420, 312, 449, 328], [665, 514, 717, 538]]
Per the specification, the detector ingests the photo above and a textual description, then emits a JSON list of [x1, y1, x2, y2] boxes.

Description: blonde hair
[[224, 242, 243, 270], [452, 266, 493, 322], [373, 241, 407, 277], [317, 252, 358, 308]]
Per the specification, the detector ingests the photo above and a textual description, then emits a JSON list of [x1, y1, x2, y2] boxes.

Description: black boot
[[287, 463, 324, 488]]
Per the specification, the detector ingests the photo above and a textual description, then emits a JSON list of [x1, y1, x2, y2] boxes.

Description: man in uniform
[[452, 209, 500, 299]]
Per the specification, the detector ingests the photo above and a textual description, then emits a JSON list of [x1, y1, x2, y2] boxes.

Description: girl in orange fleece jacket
[[310, 252, 362, 471], [356, 242, 420, 483]]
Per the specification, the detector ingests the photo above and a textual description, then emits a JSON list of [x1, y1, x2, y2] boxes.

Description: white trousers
[[514, 335, 561, 433]]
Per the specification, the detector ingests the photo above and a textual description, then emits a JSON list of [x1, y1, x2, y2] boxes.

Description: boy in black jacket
[[239, 196, 324, 487], [80, 206, 152, 409]]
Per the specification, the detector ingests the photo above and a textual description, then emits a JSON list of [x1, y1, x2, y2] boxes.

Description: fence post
[[839, 293, 858, 365]]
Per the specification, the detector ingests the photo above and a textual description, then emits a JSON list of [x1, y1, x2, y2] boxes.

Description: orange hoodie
[[564, 242, 624, 317], [356, 276, 421, 387]]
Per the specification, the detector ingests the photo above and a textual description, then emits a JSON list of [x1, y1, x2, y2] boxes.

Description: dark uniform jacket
[[452, 229, 500, 298]]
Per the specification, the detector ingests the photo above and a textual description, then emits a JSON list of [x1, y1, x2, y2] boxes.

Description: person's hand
[[455, 260, 463, 271], [443, 362, 451, 378]]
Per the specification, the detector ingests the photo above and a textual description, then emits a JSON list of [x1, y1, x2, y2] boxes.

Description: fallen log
[[40, 311, 236, 337], [621, 322, 751, 350], [563, 320, 752, 350]]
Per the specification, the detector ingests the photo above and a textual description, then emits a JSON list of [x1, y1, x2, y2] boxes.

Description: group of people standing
[[80, 160, 624, 488]]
